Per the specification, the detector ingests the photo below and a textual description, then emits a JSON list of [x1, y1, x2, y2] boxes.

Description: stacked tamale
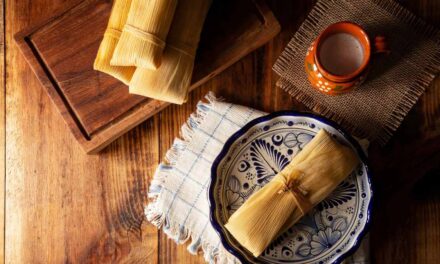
[[94, 0, 212, 104]]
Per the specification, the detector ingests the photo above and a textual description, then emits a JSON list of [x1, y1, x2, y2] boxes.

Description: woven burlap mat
[[273, 0, 440, 145]]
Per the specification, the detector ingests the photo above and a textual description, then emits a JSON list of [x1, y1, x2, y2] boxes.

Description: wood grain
[[5, 0, 159, 263], [371, 169, 440, 264], [3, 0, 440, 263], [28, 0, 145, 135], [0, 0, 4, 261], [84, 123, 160, 264], [14, 0, 280, 154]]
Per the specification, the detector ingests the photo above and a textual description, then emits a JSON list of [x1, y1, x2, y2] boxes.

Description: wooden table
[[1, 0, 439, 263]]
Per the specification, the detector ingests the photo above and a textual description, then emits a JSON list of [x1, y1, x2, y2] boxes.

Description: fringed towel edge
[[145, 92, 237, 264]]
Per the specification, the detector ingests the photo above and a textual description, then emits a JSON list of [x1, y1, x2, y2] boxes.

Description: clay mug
[[305, 21, 388, 95]]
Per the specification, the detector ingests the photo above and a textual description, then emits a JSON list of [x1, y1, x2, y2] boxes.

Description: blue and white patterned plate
[[209, 111, 372, 264]]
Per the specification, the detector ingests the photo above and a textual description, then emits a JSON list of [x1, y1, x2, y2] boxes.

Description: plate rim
[[208, 110, 373, 264]]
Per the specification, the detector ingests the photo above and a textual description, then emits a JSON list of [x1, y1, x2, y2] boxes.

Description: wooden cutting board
[[15, 0, 280, 154]]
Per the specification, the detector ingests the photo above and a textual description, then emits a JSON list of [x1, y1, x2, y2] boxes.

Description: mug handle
[[374, 35, 390, 54]]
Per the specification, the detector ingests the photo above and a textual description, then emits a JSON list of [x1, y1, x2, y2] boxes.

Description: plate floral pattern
[[209, 112, 372, 264]]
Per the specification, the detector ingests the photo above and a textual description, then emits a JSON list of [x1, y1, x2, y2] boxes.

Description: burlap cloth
[[273, 0, 440, 145]]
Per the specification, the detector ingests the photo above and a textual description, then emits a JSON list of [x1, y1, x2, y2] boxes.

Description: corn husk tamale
[[111, 0, 178, 69], [225, 129, 359, 257], [128, 0, 212, 104], [93, 0, 135, 85]]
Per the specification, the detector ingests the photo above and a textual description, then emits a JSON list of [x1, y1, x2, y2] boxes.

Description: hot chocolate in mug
[[305, 21, 388, 95]]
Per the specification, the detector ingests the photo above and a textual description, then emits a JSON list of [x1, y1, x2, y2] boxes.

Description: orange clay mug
[[305, 21, 388, 95]]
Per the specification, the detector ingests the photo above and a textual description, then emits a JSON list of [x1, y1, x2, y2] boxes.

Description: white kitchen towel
[[145, 92, 370, 264]]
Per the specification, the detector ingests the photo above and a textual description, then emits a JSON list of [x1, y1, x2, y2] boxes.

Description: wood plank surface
[[26, 0, 144, 135], [3, 0, 440, 264], [5, 0, 160, 263], [0, 0, 4, 261], [371, 169, 440, 264]]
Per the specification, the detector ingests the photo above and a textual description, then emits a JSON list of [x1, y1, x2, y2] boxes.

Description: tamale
[[111, 0, 178, 69], [94, 0, 135, 85], [128, 0, 212, 104], [225, 129, 359, 257]]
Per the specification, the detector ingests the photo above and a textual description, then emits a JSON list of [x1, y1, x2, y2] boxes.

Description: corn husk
[[111, 0, 178, 69], [94, 0, 135, 85], [225, 129, 359, 257], [128, 0, 212, 104]]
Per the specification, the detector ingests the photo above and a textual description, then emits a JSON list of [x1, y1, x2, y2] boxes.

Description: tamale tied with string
[[94, 0, 135, 85], [225, 129, 359, 257], [129, 0, 212, 104], [111, 0, 178, 69]]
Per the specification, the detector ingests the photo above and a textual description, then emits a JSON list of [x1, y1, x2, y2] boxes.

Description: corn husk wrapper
[[225, 129, 359, 257], [128, 0, 212, 104], [93, 0, 135, 85], [111, 0, 178, 69]]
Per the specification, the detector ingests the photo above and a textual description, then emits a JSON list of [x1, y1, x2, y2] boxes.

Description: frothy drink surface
[[319, 33, 364, 76]]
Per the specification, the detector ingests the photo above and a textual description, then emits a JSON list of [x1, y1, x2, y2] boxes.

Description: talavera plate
[[209, 111, 372, 264]]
